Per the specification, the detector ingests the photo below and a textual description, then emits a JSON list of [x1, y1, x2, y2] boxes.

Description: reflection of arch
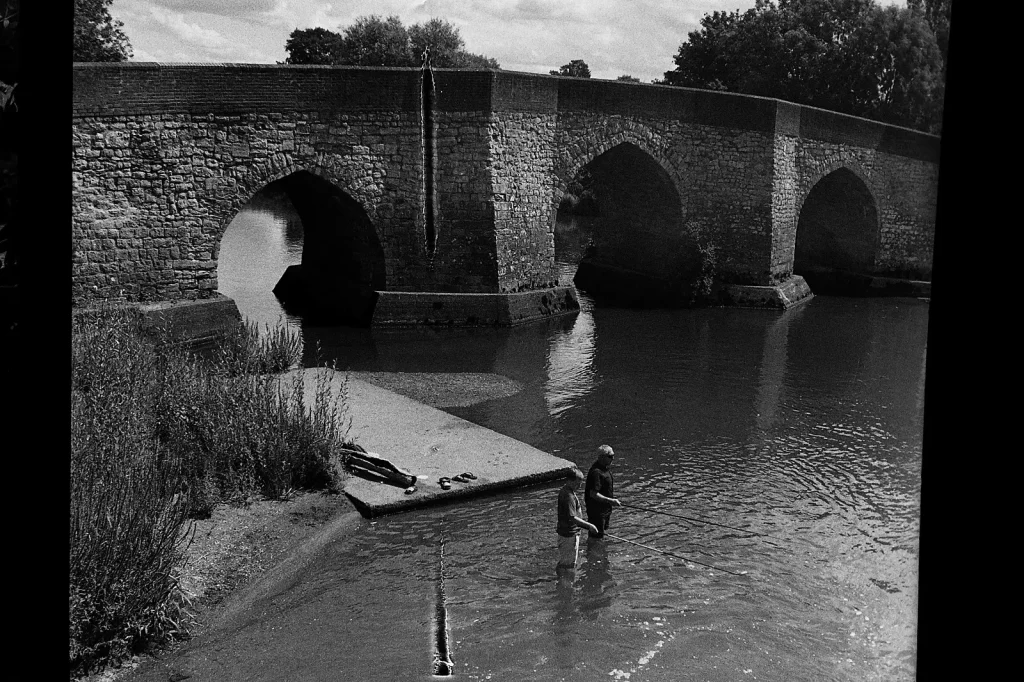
[[545, 306, 596, 417], [795, 167, 879, 277]]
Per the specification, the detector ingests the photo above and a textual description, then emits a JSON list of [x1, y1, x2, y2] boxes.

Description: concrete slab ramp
[[291, 369, 577, 516]]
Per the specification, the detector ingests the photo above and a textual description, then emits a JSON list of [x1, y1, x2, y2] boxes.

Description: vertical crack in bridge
[[421, 51, 438, 257], [433, 518, 454, 676]]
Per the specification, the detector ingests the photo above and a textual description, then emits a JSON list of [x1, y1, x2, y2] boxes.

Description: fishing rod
[[604, 532, 748, 577], [621, 503, 785, 546]]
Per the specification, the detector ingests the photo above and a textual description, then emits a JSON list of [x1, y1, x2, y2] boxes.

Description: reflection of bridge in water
[[72, 64, 940, 339]]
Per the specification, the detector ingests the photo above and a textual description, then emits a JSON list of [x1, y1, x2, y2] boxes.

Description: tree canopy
[[285, 16, 500, 69], [663, 0, 946, 133], [550, 59, 591, 78], [283, 27, 345, 66], [907, 0, 950, 71], [74, 0, 132, 62], [338, 15, 410, 66]]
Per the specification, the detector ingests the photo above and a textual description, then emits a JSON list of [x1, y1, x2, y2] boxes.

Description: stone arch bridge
[[72, 64, 939, 334]]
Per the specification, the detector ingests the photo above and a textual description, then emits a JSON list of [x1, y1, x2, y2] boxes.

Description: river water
[[207, 195, 926, 681]]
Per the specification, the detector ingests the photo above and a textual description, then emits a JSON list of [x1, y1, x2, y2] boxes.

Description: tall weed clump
[[158, 318, 349, 503], [70, 307, 195, 675], [70, 309, 350, 677], [671, 234, 719, 305]]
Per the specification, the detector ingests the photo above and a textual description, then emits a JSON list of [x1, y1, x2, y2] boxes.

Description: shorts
[[557, 533, 580, 568]]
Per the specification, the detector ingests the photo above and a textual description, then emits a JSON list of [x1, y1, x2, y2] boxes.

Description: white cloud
[[148, 6, 237, 53], [119, 1, 924, 81], [148, 0, 279, 17], [127, 45, 161, 63]]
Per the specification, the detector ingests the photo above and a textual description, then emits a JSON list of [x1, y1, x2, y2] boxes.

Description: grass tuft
[[70, 307, 351, 676]]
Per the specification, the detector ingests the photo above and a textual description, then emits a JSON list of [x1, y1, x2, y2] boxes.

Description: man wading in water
[[585, 444, 621, 539], [556, 470, 598, 575]]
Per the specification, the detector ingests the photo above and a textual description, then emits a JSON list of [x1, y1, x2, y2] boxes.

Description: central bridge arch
[[561, 142, 686, 300], [553, 130, 714, 305]]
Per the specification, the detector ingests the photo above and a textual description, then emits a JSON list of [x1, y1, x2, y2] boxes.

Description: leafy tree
[[338, 14, 412, 67], [860, 3, 946, 131], [617, 74, 641, 83], [550, 59, 591, 78], [663, 0, 945, 133], [284, 16, 500, 69], [285, 27, 345, 65], [455, 52, 501, 69], [73, 0, 132, 62], [908, 0, 950, 69], [409, 18, 463, 66]]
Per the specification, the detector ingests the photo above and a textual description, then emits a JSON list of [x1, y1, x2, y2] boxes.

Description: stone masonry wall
[[794, 141, 938, 279], [73, 65, 942, 310], [770, 134, 801, 282], [425, 110, 499, 293], [554, 113, 777, 285], [72, 65, 428, 304], [770, 102, 940, 280], [487, 112, 560, 293], [72, 110, 426, 303], [487, 72, 561, 294]]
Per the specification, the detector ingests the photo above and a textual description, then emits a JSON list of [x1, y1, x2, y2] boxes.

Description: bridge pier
[[720, 276, 813, 309]]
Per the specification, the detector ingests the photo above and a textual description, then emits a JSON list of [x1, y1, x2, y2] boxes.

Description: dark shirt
[[557, 486, 583, 537], [585, 463, 614, 514]]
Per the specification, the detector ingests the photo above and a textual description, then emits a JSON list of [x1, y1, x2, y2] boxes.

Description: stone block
[[721, 276, 813, 309]]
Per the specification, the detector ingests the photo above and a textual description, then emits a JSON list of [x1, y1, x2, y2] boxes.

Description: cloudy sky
[[110, 0, 905, 84]]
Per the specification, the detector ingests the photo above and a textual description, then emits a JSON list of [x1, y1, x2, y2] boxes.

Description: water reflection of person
[[578, 539, 614, 619], [551, 570, 581, 675], [556, 470, 599, 583]]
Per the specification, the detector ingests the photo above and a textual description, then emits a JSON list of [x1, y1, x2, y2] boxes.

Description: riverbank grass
[[70, 308, 351, 678]]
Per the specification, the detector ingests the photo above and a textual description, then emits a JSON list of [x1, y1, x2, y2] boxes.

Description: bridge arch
[[215, 159, 386, 248], [794, 166, 880, 285], [552, 124, 682, 210], [554, 131, 691, 303], [218, 165, 387, 326]]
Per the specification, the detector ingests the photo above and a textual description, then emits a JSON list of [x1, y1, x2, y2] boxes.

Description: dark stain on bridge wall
[[421, 64, 438, 256]]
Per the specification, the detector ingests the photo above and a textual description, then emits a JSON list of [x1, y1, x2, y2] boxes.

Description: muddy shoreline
[[77, 371, 523, 681]]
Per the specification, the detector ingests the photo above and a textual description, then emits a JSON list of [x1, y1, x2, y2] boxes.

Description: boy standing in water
[[556, 469, 598, 574]]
